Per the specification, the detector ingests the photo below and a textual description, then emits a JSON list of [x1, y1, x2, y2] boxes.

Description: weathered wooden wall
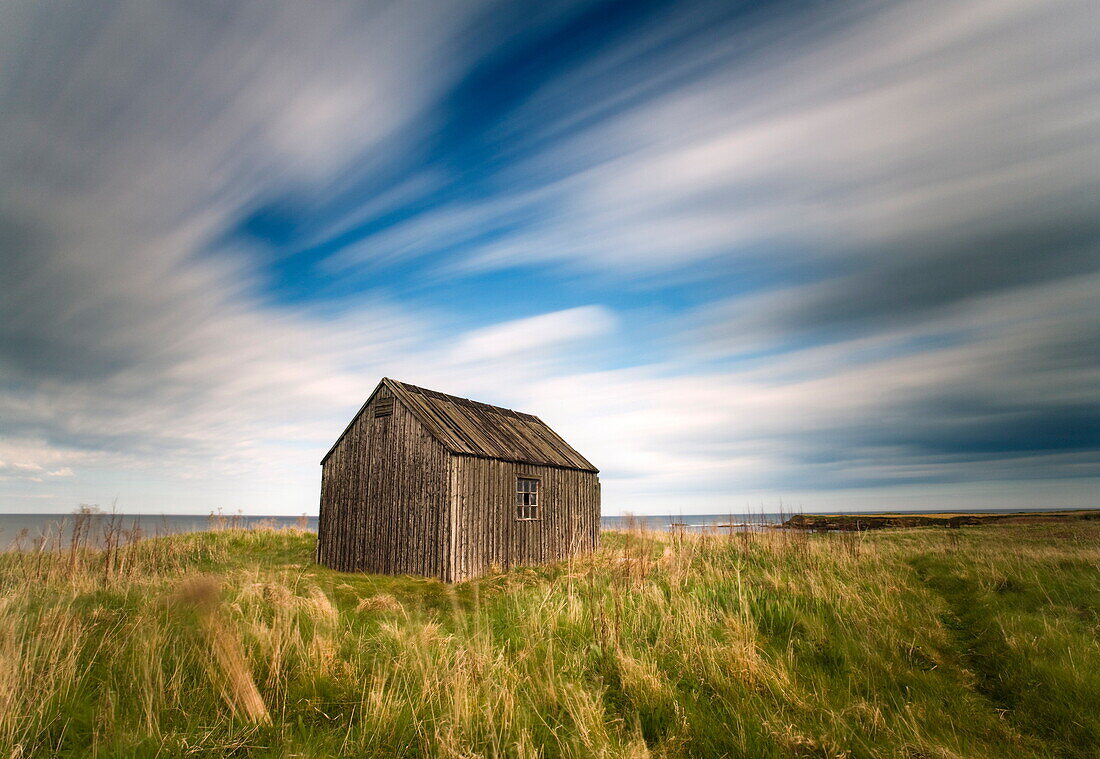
[[447, 456, 600, 582], [318, 381, 601, 582], [316, 386, 451, 577]]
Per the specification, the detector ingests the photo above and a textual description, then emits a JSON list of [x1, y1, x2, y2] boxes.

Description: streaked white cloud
[[438, 0, 1100, 274], [0, 0, 492, 498], [1, 0, 1098, 515], [449, 306, 616, 363]]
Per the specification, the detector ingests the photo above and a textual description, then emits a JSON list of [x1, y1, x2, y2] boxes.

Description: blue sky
[[2, 0, 1099, 515]]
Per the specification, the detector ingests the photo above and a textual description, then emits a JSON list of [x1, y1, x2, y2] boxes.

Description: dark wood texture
[[317, 379, 601, 582], [316, 384, 451, 577], [447, 456, 599, 582]]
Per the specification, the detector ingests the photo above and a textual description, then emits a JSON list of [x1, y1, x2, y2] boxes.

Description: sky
[[2, 0, 1099, 516]]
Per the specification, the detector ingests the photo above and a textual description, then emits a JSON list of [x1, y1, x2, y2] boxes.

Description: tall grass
[[0, 518, 1098, 758]]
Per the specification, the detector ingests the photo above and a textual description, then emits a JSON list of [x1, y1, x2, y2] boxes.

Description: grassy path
[[910, 555, 1022, 711], [909, 543, 1100, 758]]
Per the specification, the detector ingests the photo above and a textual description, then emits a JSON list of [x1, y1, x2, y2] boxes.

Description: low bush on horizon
[[1, 520, 1098, 758]]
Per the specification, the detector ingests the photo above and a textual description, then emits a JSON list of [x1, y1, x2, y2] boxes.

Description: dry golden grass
[[0, 519, 1097, 758]]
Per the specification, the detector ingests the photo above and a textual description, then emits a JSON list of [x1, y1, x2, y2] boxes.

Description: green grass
[[1, 522, 1099, 758]]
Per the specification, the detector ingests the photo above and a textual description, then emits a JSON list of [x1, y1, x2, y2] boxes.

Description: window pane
[[516, 478, 542, 518]]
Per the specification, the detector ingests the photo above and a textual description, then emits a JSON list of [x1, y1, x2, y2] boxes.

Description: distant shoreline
[[783, 509, 1100, 531]]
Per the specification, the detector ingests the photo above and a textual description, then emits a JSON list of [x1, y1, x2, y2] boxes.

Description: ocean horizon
[[2, 506, 1096, 549]]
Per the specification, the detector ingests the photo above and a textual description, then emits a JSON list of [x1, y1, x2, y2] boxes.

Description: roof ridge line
[[322, 377, 597, 472], [386, 378, 539, 420]]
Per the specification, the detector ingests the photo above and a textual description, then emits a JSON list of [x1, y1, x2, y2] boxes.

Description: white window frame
[[515, 476, 541, 521]]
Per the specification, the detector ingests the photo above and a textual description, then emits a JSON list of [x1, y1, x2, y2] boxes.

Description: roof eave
[[448, 449, 599, 474]]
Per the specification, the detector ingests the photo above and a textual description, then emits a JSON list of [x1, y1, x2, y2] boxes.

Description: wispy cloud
[[2, 0, 1098, 513], [449, 306, 616, 363], [328, 0, 1100, 278]]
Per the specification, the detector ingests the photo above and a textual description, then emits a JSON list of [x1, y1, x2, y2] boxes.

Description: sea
[[0, 507, 1091, 550], [0, 511, 782, 548]]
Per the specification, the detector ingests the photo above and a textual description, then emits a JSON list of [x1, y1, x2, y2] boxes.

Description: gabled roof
[[321, 378, 598, 472]]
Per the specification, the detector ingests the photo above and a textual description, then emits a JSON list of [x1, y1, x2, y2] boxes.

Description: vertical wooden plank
[[459, 457, 469, 582], [474, 458, 482, 577], [467, 458, 476, 579], [398, 402, 410, 573], [416, 413, 425, 577], [338, 423, 348, 572], [386, 406, 396, 573], [356, 409, 368, 572], [445, 455, 454, 582], [455, 457, 463, 582], [495, 461, 503, 571], [458, 457, 466, 582]]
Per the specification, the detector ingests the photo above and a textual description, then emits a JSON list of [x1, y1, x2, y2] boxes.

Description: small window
[[516, 477, 539, 520]]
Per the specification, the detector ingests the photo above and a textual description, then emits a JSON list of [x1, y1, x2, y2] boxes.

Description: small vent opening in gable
[[374, 397, 394, 417]]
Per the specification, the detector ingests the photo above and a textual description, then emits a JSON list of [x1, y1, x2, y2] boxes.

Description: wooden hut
[[316, 378, 600, 582]]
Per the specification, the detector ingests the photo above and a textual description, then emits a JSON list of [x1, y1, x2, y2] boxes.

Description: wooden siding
[[447, 456, 600, 582], [316, 385, 451, 577], [318, 378, 600, 582]]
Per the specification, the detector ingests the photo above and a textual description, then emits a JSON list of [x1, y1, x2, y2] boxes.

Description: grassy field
[[1, 521, 1099, 758]]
